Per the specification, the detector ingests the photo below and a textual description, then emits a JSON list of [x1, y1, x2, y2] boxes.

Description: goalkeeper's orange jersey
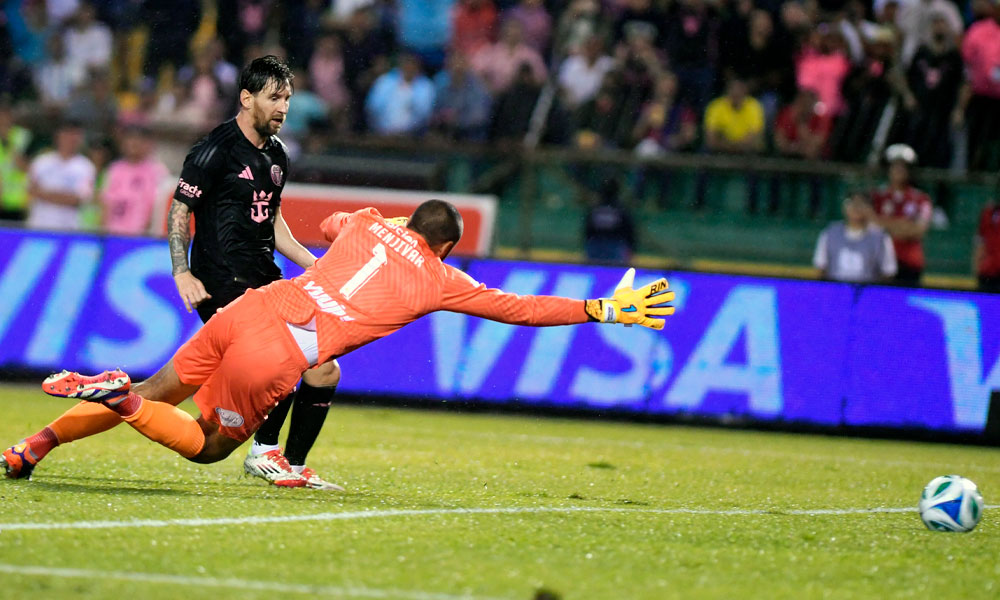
[[260, 208, 588, 365]]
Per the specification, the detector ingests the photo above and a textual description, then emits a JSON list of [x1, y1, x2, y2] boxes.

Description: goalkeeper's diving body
[[1, 200, 673, 478]]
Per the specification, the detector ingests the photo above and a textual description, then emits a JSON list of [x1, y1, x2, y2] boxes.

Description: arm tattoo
[[168, 200, 192, 276]]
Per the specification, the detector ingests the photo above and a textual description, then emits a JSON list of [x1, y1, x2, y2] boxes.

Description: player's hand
[[386, 216, 409, 227], [585, 268, 674, 330], [173, 271, 211, 313]]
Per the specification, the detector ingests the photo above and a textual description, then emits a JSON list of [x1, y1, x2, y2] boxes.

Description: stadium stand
[[1, 0, 999, 286]]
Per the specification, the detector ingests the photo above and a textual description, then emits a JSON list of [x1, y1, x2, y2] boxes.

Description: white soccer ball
[[918, 475, 984, 533]]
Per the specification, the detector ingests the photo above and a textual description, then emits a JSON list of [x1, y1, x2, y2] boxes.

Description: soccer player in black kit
[[168, 56, 342, 490]]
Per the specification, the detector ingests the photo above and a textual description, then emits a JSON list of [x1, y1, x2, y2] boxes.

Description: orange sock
[[119, 394, 206, 459], [47, 402, 123, 445]]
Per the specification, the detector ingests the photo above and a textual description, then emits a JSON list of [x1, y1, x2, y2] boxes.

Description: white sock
[[290, 465, 305, 474], [250, 441, 281, 456]]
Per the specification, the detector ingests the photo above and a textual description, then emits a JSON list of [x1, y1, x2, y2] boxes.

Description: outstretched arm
[[440, 269, 589, 326], [439, 267, 674, 330], [168, 199, 211, 313]]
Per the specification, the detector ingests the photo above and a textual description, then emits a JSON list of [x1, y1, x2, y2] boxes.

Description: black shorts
[[194, 274, 279, 324]]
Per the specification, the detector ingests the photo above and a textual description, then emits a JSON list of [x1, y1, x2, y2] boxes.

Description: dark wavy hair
[[239, 55, 293, 95]]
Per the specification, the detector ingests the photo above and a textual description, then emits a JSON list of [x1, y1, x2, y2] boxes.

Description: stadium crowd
[[0, 0, 999, 285]]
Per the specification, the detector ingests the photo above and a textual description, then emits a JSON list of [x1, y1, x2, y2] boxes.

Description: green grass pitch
[[1, 384, 998, 599]]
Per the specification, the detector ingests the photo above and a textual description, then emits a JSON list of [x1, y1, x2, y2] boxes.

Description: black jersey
[[173, 119, 289, 300]]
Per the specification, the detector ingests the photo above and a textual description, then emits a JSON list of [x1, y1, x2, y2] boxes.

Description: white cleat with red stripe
[[243, 449, 307, 488], [300, 467, 345, 491]]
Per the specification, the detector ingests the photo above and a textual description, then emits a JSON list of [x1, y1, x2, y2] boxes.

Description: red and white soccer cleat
[[1, 442, 39, 480], [243, 449, 308, 488], [300, 467, 345, 491], [42, 369, 131, 401]]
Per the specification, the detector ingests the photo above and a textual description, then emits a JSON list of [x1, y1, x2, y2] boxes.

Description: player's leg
[[1, 363, 197, 479], [187, 417, 244, 464], [10, 291, 306, 475], [243, 357, 343, 490], [284, 360, 343, 490], [34, 364, 208, 460], [3, 404, 121, 479], [2, 281, 236, 479], [242, 393, 304, 487], [247, 392, 293, 457], [1, 370, 131, 479], [36, 372, 243, 465], [5, 298, 235, 475], [187, 290, 311, 472], [89, 384, 242, 465], [33, 358, 282, 466]]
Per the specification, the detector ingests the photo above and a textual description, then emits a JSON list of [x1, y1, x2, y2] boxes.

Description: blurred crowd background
[[1, 0, 999, 287]]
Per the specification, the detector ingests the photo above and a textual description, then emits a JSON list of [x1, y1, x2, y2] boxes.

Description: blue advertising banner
[[2, 228, 999, 433]]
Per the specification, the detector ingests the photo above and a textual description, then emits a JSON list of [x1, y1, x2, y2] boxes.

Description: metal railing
[[306, 138, 996, 278]]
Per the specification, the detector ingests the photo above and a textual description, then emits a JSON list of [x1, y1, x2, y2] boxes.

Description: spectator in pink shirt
[[796, 25, 851, 117], [956, 0, 1000, 171], [101, 125, 168, 235], [471, 20, 547, 94], [502, 0, 552, 54], [452, 0, 497, 57], [309, 33, 350, 113]]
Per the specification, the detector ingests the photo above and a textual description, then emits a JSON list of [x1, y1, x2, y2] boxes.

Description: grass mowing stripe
[[0, 564, 503, 600], [382, 425, 1000, 473], [5, 504, 995, 532]]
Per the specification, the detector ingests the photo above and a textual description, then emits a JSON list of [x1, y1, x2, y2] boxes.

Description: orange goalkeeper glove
[[584, 268, 675, 330]]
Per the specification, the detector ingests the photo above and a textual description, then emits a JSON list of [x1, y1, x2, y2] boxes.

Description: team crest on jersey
[[251, 189, 272, 223], [215, 407, 245, 428], [270, 164, 283, 186]]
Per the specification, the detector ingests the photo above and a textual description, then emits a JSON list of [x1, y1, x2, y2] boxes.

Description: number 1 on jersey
[[340, 243, 387, 300]]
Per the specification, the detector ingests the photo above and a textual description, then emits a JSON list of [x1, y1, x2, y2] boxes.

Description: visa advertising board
[[2, 228, 998, 434]]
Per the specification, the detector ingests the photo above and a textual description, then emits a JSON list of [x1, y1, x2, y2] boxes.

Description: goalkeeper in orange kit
[[2, 200, 673, 484]]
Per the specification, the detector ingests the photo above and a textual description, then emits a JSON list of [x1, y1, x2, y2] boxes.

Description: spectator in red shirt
[[775, 88, 831, 160], [773, 88, 831, 216], [870, 144, 933, 285], [973, 198, 1000, 293], [452, 0, 497, 57], [955, 0, 1000, 171]]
